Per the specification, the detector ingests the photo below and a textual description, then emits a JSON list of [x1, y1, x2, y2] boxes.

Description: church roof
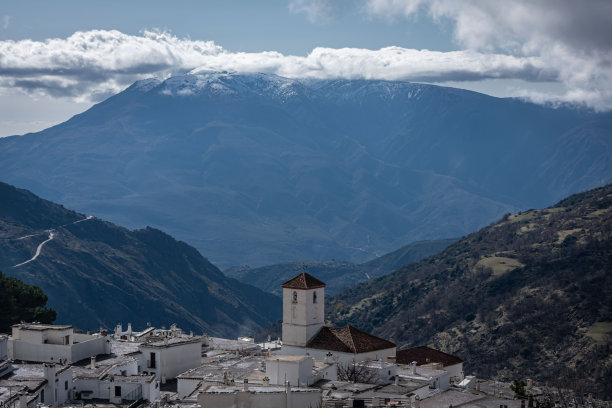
[[306, 325, 396, 354], [396, 346, 463, 367], [281, 272, 326, 289]]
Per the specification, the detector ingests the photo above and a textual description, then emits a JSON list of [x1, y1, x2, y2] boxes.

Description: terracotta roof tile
[[396, 346, 463, 367], [282, 272, 326, 289], [307, 326, 396, 354]]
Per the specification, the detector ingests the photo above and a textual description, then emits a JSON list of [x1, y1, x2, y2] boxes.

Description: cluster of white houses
[[0, 272, 531, 408]]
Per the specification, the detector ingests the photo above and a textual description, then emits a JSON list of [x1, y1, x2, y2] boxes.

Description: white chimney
[[127, 323, 132, 336], [163, 337, 168, 346], [263, 376, 270, 387], [243, 379, 248, 391], [19, 393, 27, 408], [380, 359, 385, 369], [394, 376, 399, 386], [411, 361, 417, 375], [90, 356, 96, 369]]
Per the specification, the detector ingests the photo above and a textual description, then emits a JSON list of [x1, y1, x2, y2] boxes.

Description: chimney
[[164, 337, 168, 346], [19, 393, 27, 408], [380, 359, 385, 369], [243, 379, 248, 391], [263, 376, 270, 387], [127, 323, 132, 336], [394, 376, 399, 386], [90, 356, 96, 369], [411, 361, 417, 375]]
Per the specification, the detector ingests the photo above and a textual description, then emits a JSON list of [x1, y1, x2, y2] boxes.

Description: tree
[[0, 270, 56, 333], [510, 379, 527, 399], [337, 359, 378, 384]]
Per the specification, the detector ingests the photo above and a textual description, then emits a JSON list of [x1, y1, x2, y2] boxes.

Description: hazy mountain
[[226, 238, 457, 296], [0, 72, 611, 268], [328, 183, 612, 398], [0, 182, 280, 337]]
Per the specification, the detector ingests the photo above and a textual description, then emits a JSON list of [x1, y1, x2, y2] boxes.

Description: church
[[279, 271, 396, 364]]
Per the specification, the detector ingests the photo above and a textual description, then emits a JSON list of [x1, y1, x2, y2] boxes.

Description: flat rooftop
[[140, 336, 202, 348], [12, 323, 72, 331], [204, 385, 320, 394]]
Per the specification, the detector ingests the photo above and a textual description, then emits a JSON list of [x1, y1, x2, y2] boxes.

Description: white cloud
[[360, 0, 612, 109], [0, 29, 557, 103]]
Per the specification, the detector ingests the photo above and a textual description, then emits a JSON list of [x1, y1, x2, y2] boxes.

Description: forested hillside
[[328, 184, 612, 398]]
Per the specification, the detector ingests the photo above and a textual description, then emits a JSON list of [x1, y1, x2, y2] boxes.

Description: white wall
[[9, 334, 110, 363], [282, 287, 324, 347], [266, 357, 314, 386], [139, 340, 202, 381], [197, 387, 321, 408], [42, 364, 73, 406], [281, 345, 396, 365], [177, 377, 202, 399]]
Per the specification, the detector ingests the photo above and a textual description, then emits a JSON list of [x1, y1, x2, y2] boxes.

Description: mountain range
[[226, 238, 457, 296], [1, 72, 611, 268], [328, 183, 612, 398], [0, 182, 280, 337]]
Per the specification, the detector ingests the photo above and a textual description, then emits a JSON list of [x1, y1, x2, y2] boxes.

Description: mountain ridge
[[1, 72, 611, 268], [0, 181, 280, 337]]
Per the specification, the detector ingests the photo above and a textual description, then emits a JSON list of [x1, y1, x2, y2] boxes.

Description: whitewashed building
[[280, 272, 396, 364], [396, 346, 464, 383], [197, 382, 321, 408], [8, 323, 111, 364], [138, 336, 202, 382]]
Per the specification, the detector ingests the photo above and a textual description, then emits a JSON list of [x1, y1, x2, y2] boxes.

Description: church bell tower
[[281, 271, 326, 347]]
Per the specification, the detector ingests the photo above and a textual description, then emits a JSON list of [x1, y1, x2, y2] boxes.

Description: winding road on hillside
[[11, 215, 93, 268]]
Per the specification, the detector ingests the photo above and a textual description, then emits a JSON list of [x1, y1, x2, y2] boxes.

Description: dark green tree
[[0, 270, 56, 333], [510, 379, 527, 399]]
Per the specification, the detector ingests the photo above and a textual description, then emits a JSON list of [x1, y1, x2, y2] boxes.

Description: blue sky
[[1, 0, 611, 136]]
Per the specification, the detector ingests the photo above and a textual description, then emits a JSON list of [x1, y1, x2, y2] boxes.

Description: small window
[[114, 386, 121, 397], [292, 291, 297, 304], [65, 380, 68, 390], [313, 292, 317, 303]]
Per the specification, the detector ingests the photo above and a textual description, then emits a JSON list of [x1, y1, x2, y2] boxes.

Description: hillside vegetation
[[0, 270, 56, 333], [0, 182, 280, 337], [328, 184, 612, 398]]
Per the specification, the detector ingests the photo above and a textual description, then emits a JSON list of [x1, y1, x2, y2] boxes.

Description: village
[[0, 272, 583, 408]]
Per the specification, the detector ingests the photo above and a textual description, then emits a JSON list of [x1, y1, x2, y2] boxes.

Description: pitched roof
[[307, 325, 396, 354], [396, 346, 463, 367], [281, 272, 326, 289]]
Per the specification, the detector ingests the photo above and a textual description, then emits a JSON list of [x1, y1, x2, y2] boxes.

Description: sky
[[1, 0, 611, 136]]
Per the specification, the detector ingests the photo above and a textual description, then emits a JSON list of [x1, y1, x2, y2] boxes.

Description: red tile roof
[[396, 346, 463, 367], [282, 272, 326, 289], [307, 325, 396, 354]]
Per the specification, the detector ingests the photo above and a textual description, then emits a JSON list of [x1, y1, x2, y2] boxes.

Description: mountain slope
[[226, 238, 457, 296], [0, 72, 611, 268], [328, 183, 612, 398], [0, 182, 280, 337]]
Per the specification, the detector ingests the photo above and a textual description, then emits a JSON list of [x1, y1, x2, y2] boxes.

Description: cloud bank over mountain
[[1, 0, 610, 110], [294, 0, 612, 109]]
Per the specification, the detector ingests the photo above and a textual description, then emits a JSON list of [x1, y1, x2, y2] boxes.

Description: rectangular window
[[65, 380, 68, 390], [150, 352, 156, 368], [114, 386, 121, 397]]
